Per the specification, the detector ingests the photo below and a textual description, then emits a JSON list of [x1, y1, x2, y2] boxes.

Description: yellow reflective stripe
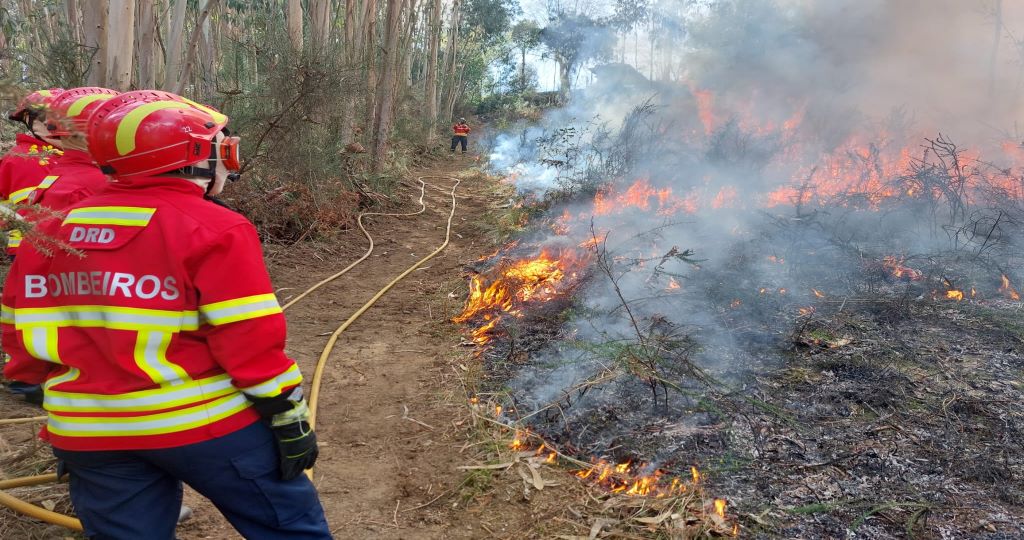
[[199, 293, 282, 325], [239, 364, 303, 398], [47, 393, 251, 437], [0, 304, 13, 324], [43, 367, 81, 392], [116, 101, 191, 156], [23, 327, 61, 364], [36, 175, 59, 189], [133, 330, 189, 386], [44, 373, 235, 413], [66, 94, 117, 118], [12, 305, 200, 332], [178, 98, 228, 125], [63, 206, 156, 227], [37, 90, 53, 97], [9, 186, 35, 203], [6, 231, 22, 249]]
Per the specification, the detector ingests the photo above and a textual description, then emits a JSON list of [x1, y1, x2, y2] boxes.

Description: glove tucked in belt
[[246, 386, 319, 480]]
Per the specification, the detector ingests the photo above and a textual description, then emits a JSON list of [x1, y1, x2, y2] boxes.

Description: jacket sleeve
[[191, 222, 302, 399], [1, 258, 55, 384]]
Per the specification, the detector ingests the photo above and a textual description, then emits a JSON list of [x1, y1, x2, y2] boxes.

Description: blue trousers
[[451, 135, 468, 153], [53, 421, 332, 540]]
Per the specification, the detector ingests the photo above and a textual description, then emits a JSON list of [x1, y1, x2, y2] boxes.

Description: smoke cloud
[[480, 0, 1024, 462]]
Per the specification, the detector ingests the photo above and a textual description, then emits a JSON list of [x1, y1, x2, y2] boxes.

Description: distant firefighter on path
[[451, 117, 471, 155]]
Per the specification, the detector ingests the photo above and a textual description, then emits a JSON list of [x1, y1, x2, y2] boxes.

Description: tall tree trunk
[[287, 0, 304, 52], [424, 0, 442, 144], [170, 0, 218, 95], [439, 0, 460, 120], [83, 0, 109, 86], [371, 0, 404, 171], [339, 0, 359, 145], [107, 0, 135, 90], [309, 0, 332, 54], [65, 0, 82, 45], [136, 0, 157, 88], [363, 0, 380, 134], [162, 0, 188, 89]]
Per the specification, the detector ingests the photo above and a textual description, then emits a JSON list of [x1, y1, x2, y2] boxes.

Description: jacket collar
[[109, 176, 206, 197]]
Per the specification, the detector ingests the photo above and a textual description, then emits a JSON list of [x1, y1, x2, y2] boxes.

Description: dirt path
[[179, 158, 527, 539]]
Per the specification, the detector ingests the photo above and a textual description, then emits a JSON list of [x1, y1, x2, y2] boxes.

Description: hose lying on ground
[[0, 175, 461, 530]]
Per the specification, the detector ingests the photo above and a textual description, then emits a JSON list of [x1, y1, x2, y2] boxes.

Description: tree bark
[[363, 0, 380, 133], [339, 0, 359, 145], [371, 0, 404, 171], [287, 0, 304, 52], [309, 0, 332, 54], [107, 0, 135, 90], [83, 0, 110, 87], [423, 0, 442, 144], [439, 0, 460, 121], [136, 0, 157, 88], [162, 0, 188, 89], [170, 0, 218, 95], [65, 0, 82, 45]]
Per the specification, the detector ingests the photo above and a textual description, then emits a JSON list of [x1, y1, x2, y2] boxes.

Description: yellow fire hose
[[0, 175, 460, 530]]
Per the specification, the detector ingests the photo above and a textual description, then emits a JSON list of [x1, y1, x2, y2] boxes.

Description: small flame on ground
[[714, 498, 727, 518], [730, 299, 742, 308], [946, 289, 964, 301], [667, 278, 681, 290], [1000, 274, 1021, 300], [798, 306, 815, 316], [766, 255, 784, 264], [882, 255, 923, 281], [812, 288, 826, 298], [691, 466, 701, 484]]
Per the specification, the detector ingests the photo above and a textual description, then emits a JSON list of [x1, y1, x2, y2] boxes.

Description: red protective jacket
[[27, 148, 110, 212], [0, 133, 61, 253], [2, 177, 302, 451], [452, 123, 471, 136]]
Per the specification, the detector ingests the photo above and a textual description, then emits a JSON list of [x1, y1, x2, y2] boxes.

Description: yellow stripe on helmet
[[178, 98, 228, 125], [115, 101, 191, 156], [67, 94, 117, 117]]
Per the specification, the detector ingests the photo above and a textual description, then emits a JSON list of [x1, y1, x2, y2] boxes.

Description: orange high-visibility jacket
[[2, 177, 302, 451], [0, 133, 61, 253], [452, 123, 471, 136]]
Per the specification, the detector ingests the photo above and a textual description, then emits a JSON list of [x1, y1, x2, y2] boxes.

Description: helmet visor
[[217, 136, 241, 171]]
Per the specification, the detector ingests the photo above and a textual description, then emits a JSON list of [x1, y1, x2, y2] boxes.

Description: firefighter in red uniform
[[1, 88, 65, 256], [25, 87, 120, 212], [450, 117, 471, 154], [1, 90, 331, 539]]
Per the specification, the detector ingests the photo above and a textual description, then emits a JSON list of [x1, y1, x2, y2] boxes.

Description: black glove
[[8, 381, 44, 406], [271, 419, 319, 481], [246, 386, 319, 480]]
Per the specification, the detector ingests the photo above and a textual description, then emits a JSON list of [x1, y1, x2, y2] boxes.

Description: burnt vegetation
[[457, 90, 1024, 537]]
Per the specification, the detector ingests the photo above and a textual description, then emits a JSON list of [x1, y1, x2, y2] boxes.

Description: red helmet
[[87, 90, 230, 178], [45, 87, 121, 137], [7, 88, 65, 122]]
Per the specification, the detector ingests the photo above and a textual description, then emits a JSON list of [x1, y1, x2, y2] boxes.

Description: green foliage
[[461, 0, 521, 44]]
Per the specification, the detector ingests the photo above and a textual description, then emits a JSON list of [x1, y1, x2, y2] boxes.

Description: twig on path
[[402, 404, 436, 430], [400, 490, 450, 513], [393, 499, 401, 528]]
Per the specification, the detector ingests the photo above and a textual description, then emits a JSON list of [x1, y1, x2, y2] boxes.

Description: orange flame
[[454, 248, 588, 345], [946, 289, 964, 301], [714, 498, 727, 518], [882, 256, 923, 281], [1000, 274, 1021, 300], [730, 299, 741, 308], [667, 278, 681, 291], [812, 288, 826, 298]]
